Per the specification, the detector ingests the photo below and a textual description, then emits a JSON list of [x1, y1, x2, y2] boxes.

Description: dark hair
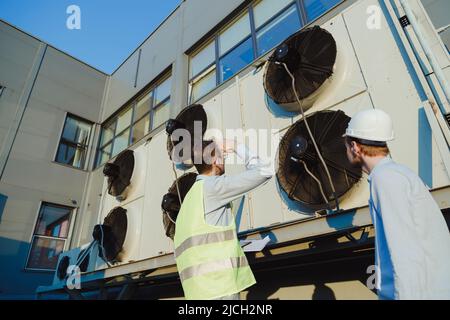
[[192, 140, 217, 174]]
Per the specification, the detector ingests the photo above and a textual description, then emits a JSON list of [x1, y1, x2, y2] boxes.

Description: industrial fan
[[161, 172, 198, 239], [56, 255, 70, 280], [54, 243, 93, 282], [277, 110, 362, 210], [166, 104, 207, 165], [92, 206, 128, 263], [103, 150, 134, 199], [264, 26, 337, 112], [76, 248, 90, 273]]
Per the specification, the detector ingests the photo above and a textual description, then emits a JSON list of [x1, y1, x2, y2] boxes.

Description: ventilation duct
[[161, 172, 198, 239], [166, 104, 207, 166], [264, 26, 337, 113], [277, 110, 362, 210]]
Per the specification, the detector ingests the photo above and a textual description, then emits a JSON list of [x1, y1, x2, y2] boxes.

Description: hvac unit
[[276, 110, 362, 210], [161, 172, 198, 240], [102, 146, 147, 204], [53, 242, 95, 287], [263, 20, 364, 115], [93, 197, 143, 270], [166, 104, 208, 168]]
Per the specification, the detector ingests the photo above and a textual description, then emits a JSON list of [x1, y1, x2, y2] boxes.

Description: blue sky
[[0, 0, 181, 73]]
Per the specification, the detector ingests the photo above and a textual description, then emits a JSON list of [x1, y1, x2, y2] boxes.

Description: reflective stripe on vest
[[174, 229, 237, 258], [179, 256, 248, 282]]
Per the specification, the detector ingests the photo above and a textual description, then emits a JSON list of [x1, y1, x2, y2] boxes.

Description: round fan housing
[[56, 255, 70, 280], [95, 207, 128, 263], [166, 104, 207, 165], [264, 26, 337, 113], [103, 150, 135, 198], [162, 172, 198, 239], [277, 110, 362, 210]]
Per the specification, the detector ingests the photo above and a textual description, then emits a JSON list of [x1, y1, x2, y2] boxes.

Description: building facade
[[1, 0, 449, 299]]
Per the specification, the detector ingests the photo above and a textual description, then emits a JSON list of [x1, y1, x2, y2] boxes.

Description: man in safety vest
[[174, 139, 274, 300], [344, 109, 450, 299]]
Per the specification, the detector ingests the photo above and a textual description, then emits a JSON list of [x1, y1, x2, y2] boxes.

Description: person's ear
[[351, 141, 360, 155]]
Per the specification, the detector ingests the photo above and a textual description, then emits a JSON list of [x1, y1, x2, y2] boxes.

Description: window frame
[[54, 113, 94, 170], [95, 71, 172, 168], [24, 201, 77, 272], [188, 0, 344, 103]]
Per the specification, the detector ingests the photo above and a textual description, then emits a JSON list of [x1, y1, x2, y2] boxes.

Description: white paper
[[239, 236, 271, 252]]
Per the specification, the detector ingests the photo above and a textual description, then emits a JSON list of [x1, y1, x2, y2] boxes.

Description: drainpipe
[[399, 0, 450, 112]]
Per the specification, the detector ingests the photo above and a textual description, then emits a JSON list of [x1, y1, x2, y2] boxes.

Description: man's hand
[[215, 138, 236, 155]]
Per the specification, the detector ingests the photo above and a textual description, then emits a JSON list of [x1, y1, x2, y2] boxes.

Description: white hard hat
[[344, 109, 394, 143]]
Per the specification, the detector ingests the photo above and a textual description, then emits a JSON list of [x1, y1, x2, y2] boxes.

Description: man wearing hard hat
[[344, 109, 450, 300]]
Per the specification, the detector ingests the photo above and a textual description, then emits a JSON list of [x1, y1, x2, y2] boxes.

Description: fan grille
[[277, 110, 362, 209], [166, 104, 207, 161], [100, 207, 128, 262], [105, 150, 135, 197], [162, 173, 198, 239], [264, 26, 337, 106], [56, 255, 70, 280]]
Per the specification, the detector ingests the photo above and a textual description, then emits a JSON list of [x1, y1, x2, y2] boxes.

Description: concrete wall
[[0, 20, 107, 298]]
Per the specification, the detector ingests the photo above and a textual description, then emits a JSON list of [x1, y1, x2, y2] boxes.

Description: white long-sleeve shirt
[[197, 143, 274, 227], [368, 157, 450, 300]]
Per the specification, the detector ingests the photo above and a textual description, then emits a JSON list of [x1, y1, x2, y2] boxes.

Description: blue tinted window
[[219, 37, 254, 82], [256, 4, 302, 56], [56, 143, 86, 168], [304, 0, 341, 22]]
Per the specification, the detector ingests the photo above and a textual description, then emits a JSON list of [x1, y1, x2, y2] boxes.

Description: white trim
[[52, 111, 68, 165]]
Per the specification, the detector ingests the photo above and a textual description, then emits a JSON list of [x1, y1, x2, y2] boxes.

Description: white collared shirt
[[368, 157, 450, 299]]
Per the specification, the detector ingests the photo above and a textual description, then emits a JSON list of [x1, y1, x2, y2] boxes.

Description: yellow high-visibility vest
[[174, 180, 256, 300]]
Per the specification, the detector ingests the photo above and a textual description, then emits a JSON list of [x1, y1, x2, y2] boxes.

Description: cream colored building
[[0, 0, 449, 299]]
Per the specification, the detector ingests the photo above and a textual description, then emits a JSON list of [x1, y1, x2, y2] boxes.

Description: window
[[26, 203, 74, 271], [96, 73, 172, 167], [304, 0, 342, 22], [55, 114, 93, 169], [188, 0, 343, 103], [421, 0, 450, 53], [255, 1, 302, 56], [218, 13, 254, 82]]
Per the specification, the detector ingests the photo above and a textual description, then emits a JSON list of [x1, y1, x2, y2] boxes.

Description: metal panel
[[140, 131, 177, 259]]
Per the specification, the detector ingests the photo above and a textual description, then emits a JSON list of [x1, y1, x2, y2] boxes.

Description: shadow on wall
[[0, 237, 54, 299], [265, 94, 298, 119]]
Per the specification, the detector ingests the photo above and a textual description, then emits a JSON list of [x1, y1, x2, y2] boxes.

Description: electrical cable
[[299, 160, 329, 207], [278, 61, 340, 211], [73, 240, 96, 269]]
